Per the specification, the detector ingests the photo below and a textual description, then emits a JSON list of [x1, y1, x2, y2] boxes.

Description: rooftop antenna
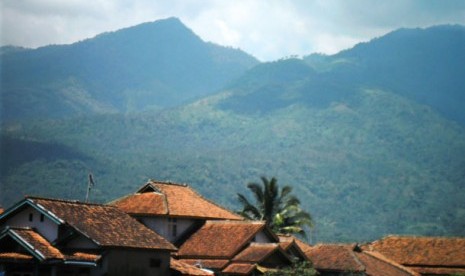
[[86, 173, 95, 203]]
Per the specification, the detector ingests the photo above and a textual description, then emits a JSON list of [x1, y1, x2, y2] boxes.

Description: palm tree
[[237, 176, 313, 237]]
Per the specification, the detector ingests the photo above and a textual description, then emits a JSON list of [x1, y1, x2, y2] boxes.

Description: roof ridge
[[27, 196, 106, 207], [146, 179, 242, 218], [362, 251, 419, 275], [205, 220, 265, 225]]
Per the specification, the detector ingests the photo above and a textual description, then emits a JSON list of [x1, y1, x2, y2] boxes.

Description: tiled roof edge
[[362, 251, 419, 276]]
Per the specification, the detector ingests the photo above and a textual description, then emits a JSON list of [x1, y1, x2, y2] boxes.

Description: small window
[[150, 258, 161, 268], [29, 213, 33, 222], [40, 214, 45, 222], [168, 218, 177, 237]]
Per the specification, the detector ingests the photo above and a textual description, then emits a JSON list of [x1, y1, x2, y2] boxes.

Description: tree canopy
[[237, 176, 313, 238]]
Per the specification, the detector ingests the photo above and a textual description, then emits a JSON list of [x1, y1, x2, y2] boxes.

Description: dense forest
[[1, 19, 465, 242]]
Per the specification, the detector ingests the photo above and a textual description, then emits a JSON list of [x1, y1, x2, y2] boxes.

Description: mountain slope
[[1, 25, 465, 242], [0, 17, 258, 119]]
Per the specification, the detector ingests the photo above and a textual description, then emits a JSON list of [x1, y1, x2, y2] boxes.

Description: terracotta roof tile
[[356, 251, 419, 276], [0, 252, 33, 261], [8, 227, 63, 260], [112, 180, 243, 220], [170, 258, 214, 275], [28, 197, 176, 251], [277, 234, 311, 261], [177, 221, 266, 258], [179, 259, 230, 270], [232, 243, 282, 263], [222, 263, 257, 275], [305, 243, 365, 272], [64, 252, 101, 263], [409, 266, 465, 275], [365, 235, 465, 267]]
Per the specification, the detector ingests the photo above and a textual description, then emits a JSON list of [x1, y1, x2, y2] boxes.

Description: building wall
[[255, 230, 273, 243], [65, 234, 99, 249], [2, 206, 58, 242], [96, 249, 171, 276], [140, 216, 196, 242]]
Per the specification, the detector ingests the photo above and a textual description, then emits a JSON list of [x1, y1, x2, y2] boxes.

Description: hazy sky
[[1, 0, 465, 61]]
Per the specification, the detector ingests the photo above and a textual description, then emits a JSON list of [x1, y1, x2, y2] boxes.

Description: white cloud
[[1, 0, 465, 61]]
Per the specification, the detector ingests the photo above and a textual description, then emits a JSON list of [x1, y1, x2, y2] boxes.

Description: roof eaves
[[7, 228, 47, 261]]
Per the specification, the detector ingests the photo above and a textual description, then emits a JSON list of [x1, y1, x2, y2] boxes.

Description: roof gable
[[111, 180, 243, 220], [26, 197, 176, 251], [365, 235, 465, 267], [177, 221, 267, 259], [0, 227, 63, 261], [232, 243, 292, 264], [305, 243, 365, 272]]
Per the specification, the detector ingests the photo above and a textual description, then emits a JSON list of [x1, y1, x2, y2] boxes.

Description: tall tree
[[237, 176, 313, 237]]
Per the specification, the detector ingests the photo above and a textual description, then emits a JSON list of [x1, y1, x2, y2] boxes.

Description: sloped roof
[[305, 243, 365, 272], [26, 197, 176, 251], [177, 221, 269, 259], [0, 227, 102, 265], [179, 259, 230, 270], [356, 251, 419, 276], [1, 227, 63, 260], [222, 263, 256, 275], [111, 180, 243, 220], [277, 234, 310, 261], [364, 235, 465, 267], [232, 243, 289, 263], [170, 258, 214, 275]]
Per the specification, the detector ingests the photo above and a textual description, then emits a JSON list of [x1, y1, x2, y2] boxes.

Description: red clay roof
[[170, 258, 214, 275], [8, 227, 63, 260], [410, 266, 465, 275], [232, 243, 284, 263], [27, 197, 176, 251], [179, 259, 230, 270], [356, 251, 419, 276], [277, 234, 311, 261], [305, 243, 418, 276], [0, 252, 33, 261], [305, 243, 365, 272], [222, 263, 256, 275], [365, 235, 465, 267], [111, 180, 243, 220], [177, 221, 267, 259]]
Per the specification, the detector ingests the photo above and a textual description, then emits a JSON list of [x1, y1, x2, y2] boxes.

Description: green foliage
[[238, 177, 313, 238], [265, 261, 318, 276]]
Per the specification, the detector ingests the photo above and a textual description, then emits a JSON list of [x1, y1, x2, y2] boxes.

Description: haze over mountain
[[1, 18, 465, 242], [1, 17, 258, 119]]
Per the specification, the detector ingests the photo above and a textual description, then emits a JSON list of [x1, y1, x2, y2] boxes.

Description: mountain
[[0, 17, 258, 120], [1, 24, 465, 242]]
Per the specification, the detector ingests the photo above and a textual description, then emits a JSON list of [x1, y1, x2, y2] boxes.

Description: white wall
[[139, 216, 196, 242], [2, 206, 58, 242]]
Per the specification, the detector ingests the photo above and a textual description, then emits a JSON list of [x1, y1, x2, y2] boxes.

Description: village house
[[0, 196, 176, 275], [362, 235, 465, 276], [304, 243, 419, 276], [110, 180, 243, 246]]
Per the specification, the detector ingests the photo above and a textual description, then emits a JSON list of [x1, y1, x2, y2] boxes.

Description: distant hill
[[0, 17, 258, 119], [1, 24, 465, 243]]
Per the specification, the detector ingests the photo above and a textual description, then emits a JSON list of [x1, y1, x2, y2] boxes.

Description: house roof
[[0, 227, 102, 265], [170, 258, 214, 275], [1, 227, 63, 261], [16, 197, 176, 251], [111, 180, 243, 220], [305, 243, 365, 272], [180, 259, 230, 270], [222, 263, 257, 275], [364, 235, 465, 267], [277, 234, 310, 261], [232, 243, 289, 263], [305, 243, 418, 276], [177, 220, 270, 259], [356, 251, 419, 276]]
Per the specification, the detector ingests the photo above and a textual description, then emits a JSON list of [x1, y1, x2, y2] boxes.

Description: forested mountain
[[0, 17, 258, 119], [1, 21, 465, 242]]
